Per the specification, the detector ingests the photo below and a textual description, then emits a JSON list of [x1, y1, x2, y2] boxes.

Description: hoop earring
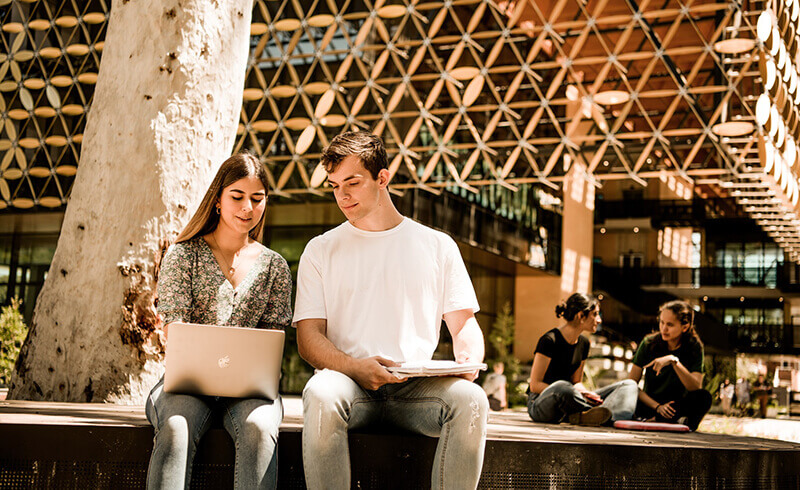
[[216, 207, 220, 215]]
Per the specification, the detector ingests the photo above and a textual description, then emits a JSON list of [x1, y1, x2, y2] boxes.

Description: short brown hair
[[321, 131, 387, 179]]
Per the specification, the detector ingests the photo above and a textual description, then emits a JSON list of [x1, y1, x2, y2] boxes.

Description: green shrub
[[486, 301, 525, 407], [704, 353, 736, 399], [0, 298, 27, 387]]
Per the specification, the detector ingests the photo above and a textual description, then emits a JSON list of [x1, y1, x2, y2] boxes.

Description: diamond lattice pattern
[[0, 0, 754, 209]]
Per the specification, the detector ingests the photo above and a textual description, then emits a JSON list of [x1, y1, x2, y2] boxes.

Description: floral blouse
[[157, 236, 292, 330]]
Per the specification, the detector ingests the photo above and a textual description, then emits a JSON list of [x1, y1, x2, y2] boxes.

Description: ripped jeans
[[302, 369, 489, 490]]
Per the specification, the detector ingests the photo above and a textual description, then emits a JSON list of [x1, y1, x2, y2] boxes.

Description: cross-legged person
[[482, 362, 508, 411], [628, 300, 712, 431], [293, 131, 489, 490], [527, 293, 638, 426]]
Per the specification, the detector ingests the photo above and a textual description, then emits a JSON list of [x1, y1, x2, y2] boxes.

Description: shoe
[[568, 406, 612, 426], [676, 416, 699, 431]]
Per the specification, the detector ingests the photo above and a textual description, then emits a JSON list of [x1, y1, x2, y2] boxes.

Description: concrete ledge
[[1, 399, 799, 489]]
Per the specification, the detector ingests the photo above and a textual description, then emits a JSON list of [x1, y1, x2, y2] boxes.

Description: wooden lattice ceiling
[[236, 0, 753, 197], [0, 0, 764, 208], [0, 0, 106, 210]]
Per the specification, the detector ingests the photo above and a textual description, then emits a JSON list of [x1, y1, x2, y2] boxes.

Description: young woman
[[146, 153, 292, 489], [527, 293, 638, 426], [719, 378, 735, 416], [628, 300, 712, 431]]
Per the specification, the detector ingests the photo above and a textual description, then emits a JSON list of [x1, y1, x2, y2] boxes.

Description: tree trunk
[[9, 0, 254, 403]]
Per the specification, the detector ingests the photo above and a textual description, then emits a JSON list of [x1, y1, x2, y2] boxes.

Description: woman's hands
[[644, 355, 678, 375], [579, 390, 603, 405], [655, 401, 676, 419]]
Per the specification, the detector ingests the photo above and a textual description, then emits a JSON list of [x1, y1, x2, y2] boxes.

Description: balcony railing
[[396, 188, 562, 272], [595, 265, 800, 354], [731, 323, 797, 354], [595, 265, 800, 290], [595, 198, 744, 224], [601, 321, 797, 355]]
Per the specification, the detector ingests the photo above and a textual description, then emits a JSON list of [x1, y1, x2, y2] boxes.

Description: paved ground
[[4, 386, 800, 445], [699, 413, 800, 443], [3, 397, 800, 451]]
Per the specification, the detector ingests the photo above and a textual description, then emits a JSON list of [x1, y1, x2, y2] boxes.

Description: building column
[[514, 161, 595, 362]]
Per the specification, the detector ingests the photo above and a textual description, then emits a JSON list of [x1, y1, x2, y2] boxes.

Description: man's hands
[[644, 355, 679, 375], [455, 351, 480, 381], [348, 356, 407, 391]]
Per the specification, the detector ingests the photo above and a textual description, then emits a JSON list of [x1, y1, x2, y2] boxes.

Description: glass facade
[[713, 242, 783, 288], [0, 232, 58, 323], [705, 299, 787, 353]]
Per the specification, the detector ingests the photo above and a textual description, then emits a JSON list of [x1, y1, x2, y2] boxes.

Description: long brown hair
[[645, 299, 703, 353], [175, 153, 270, 243]]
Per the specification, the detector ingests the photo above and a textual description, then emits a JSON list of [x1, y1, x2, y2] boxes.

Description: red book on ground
[[613, 420, 691, 432]]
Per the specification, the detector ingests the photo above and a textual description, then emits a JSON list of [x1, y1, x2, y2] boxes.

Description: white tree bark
[[9, 0, 254, 403]]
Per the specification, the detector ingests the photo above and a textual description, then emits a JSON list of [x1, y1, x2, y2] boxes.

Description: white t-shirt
[[293, 217, 479, 363]]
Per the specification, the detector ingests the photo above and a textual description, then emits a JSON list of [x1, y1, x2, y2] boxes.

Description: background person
[[719, 378, 734, 416], [482, 362, 508, 411], [735, 377, 751, 414], [628, 300, 711, 431], [527, 293, 638, 426], [753, 374, 772, 418], [146, 153, 292, 489]]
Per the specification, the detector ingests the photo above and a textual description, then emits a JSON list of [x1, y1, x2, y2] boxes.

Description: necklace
[[210, 232, 244, 277]]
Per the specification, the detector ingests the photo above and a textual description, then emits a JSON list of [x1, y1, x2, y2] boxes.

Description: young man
[[294, 131, 489, 489]]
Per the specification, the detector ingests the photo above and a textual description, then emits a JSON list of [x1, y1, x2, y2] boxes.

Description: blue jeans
[[145, 377, 282, 489], [527, 379, 638, 423], [302, 369, 489, 490]]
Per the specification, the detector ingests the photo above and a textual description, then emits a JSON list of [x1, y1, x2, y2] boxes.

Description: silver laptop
[[164, 323, 284, 400]]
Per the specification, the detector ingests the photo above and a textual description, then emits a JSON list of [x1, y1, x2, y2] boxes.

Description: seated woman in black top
[[527, 293, 638, 426], [628, 300, 712, 431]]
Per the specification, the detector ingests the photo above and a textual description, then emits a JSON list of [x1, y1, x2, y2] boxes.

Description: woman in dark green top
[[628, 300, 712, 431]]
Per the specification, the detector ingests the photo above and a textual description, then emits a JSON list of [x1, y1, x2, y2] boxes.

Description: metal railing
[[396, 188, 562, 272], [731, 323, 796, 354], [602, 321, 797, 354], [595, 197, 744, 224], [595, 265, 799, 289]]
